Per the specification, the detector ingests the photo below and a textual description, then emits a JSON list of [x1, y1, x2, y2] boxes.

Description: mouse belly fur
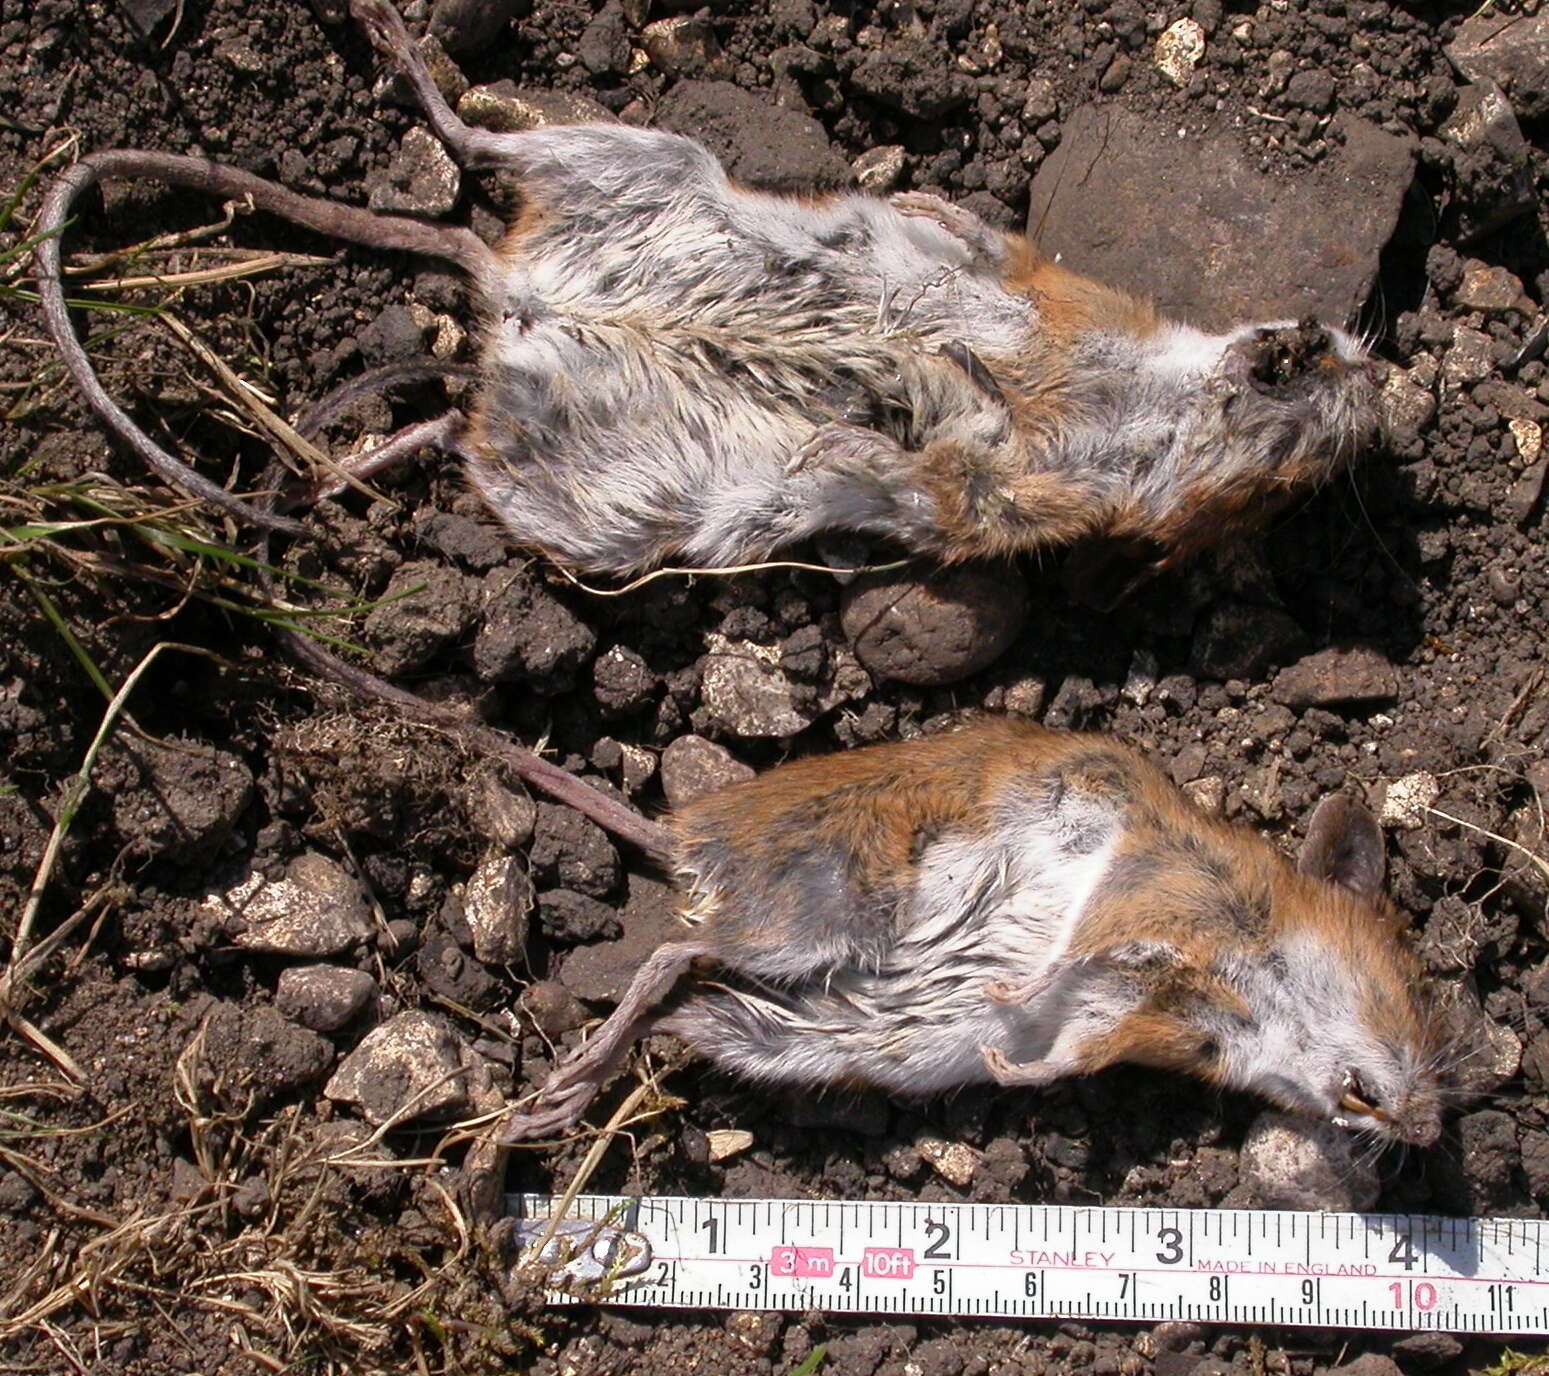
[[460, 124, 1069, 572], [661, 806, 1127, 1096]]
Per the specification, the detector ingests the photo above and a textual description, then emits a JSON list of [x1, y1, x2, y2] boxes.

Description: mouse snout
[[1232, 317, 1341, 398]]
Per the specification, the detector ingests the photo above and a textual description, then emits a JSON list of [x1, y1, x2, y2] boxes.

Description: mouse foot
[[979, 1045, 1073, 1087], [888, 192, 1003, 264]]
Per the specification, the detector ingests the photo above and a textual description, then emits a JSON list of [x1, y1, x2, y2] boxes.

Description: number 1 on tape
[[509, 1195, 1549, 1335]]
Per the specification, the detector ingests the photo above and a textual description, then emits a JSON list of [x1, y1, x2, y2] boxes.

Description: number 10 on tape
[[511, 1195, 1549, 1334]]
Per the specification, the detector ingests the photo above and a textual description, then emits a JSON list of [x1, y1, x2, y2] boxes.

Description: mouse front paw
[[979, 1045, 1069, 1087], [788, 422, 902, 477]]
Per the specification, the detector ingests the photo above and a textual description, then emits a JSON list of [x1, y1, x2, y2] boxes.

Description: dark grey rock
[[1440, 81, 1537, 241], [106, 737, 252, 866], [275, 964, 376, 1033], [365, 560, 478, 677], [653, 80, 851, 192], [417, 924, 502, 1007], [356, 303, 426, 366], [1389, 1333, 1464, 1369], [593, 644, 656, 715], [556, 872, 678, 1003], [641, 14, 719, 76], [1271, 647, 1399, 709], [1283, 67, 1335, 111], [578, 0, 631, 75], [1028, 105, 1416, 331], [842, 566, 1029, 686], [463, 765, 536, 849], [200, 1002, 333, 1111], [474, 568, 596, 687], [530, 804, 620, 897], [851, 39, 975, 119], [429, 0, 522, 55], [537, 888, 621, 942]]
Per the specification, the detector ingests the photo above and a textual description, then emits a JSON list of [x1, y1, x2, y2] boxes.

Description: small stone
[[1510, 418, 1543, 464], [853, 144, 907, 193], [462, 851, 532, 965], [1003, 675, 1046, 717], [1442, 325, 1497, 389], [464, 766, 536, 850], [1121, 650, 1159, 706], [1239, 1112, 1379, 1212], [700, 635, 816, 737], [617, 743, 657, 791], [473, 568, 596, 687], [530, 804, 620, 898], [1330, 1358, 1403, 1376], [1191, 603, 1304, 680], [326, 1013, 477, 1126], [1390, 1333, 1464, 1369], [1099, 54, 1131, 92], [275, 965, 376, 1033], [119, 0, 177, 37], [1271, 646, 1398, 709], [231, 1176, 270, 1218], [578, 0, 632, 75], [1022, 78, 1058, 125], [1439, 80, 1537, 241], [706, 1128, 755, 1162], [457, 82, 614, 132], [356, 302, 426, 365], [520, 979, 588, 1036], [917, 1136, 979, 1188], [660, 734, 755, 808], [199, 1003, 334, 1111], [641, 14, 718, 74], [429, 0, 522, 55], [725, 1310, 780, 1355], [1378, 772, 1439, 829], [211, 852, 374, 957], [1183, 776, 1225, 815], [1455, 260, 1532, 315], [107, 737, 253, 866], [1378, 368, 1436, 445], [367, 127, 460, 218], [654, 80, 852, 193], [842, 566, 1029, 686], [593, 645, 655, 715], [1284, 67, 1336, 112], [536, 889, 620, 943], [1154, 17, 1205, 86]]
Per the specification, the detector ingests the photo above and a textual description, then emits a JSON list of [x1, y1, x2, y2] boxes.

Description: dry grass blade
[[79, 250, 333, 293], [559, 554, 913, 597], [159, 313, 391, 505]]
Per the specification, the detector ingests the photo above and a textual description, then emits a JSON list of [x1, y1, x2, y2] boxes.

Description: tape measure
[[510, 1194, 1549, 1334]]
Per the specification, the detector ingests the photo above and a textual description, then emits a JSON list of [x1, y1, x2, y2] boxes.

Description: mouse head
[[1200, 794, 1443, 1147], [1012, 257, 1383, 563]]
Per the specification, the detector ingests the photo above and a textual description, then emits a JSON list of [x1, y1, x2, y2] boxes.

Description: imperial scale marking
[[510, 1195, 1549, 1334]]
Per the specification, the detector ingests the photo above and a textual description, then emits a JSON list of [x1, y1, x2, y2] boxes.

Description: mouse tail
[[32, 148, 498, 533]]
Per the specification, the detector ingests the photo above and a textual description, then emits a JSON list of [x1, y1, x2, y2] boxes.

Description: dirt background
[[2, 0, 1548, 1372]]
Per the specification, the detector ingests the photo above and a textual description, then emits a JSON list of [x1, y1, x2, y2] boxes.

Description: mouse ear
[[1298, 793, 1386, 901]]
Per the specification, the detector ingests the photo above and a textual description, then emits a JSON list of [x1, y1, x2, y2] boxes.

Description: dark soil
[[2, 1, 1547, 1373]]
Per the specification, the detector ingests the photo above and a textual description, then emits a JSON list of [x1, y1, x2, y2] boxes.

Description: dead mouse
[[35, 0, 1383, 577], [506, 717, 1444, 1148]]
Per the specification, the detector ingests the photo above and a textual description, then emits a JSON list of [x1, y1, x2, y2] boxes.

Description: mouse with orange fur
[[35, 0, 1383, 577], [505, 717, 1444, 1148]]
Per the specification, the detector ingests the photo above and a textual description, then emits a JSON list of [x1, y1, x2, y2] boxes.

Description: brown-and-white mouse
[[505, 717, 1444, 1148], [35, 0, 1383, 577]]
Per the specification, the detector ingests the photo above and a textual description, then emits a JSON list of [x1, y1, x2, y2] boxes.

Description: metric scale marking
[[510, 1194, 1549, 1335]]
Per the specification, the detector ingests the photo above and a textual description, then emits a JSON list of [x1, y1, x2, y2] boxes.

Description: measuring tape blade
[[509, 1194, 1548, 1334]]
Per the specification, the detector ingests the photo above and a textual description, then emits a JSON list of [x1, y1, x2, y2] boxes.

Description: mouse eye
[[1339, 1069, 1379, 1116]]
